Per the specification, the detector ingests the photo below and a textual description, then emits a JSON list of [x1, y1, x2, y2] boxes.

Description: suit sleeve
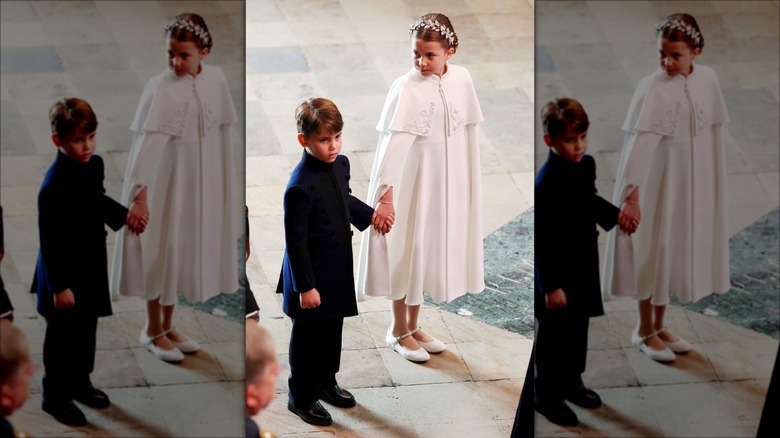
[[95, 157, 129, 231], [587, 158, 620, 232], [349, 195, 375, 231], [38, 187, 70, 294], [283, 186, 316, 293], [534, 173, 563, 294]]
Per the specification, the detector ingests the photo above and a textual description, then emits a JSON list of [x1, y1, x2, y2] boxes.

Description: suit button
[[351, 231, 354, 236], [346, 175, 351, 180], [349, 188, 352, 194]]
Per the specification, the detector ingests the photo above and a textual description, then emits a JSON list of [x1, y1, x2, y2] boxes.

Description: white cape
[[356, 65, 485, 305], [111, 65, 240, 305], [603, 65, 730, 304]]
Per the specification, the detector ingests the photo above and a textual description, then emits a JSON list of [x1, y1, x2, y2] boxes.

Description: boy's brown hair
[[246, 323, 276, 385], [49, 97, 98, 138], [0, 320, 30, 385], [295, 98, 344, 139], [541, 97, 590, 140]]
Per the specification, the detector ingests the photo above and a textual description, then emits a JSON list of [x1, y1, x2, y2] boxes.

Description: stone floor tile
[[588, 315, 622, 350], [395, 382, 494, 426], [626, 346, 719, 386], [336, 349, 393, 389], [195, 310, 244, 344], [257, 316, 292, 355], [96, 317, 132, 351], [642, 382, 743, 426], [440, 309, 524, 344], [342, 316, 377, 350], [702, 339, 779, 381], [457, 339, 529, 381], [414, 420, 506, 438], [92, 349, 148, 389], [133, 344, 226, 386], [582, 348, 638, 389], [148, 382, 244, 437], [719, 378, 772, 421], [211, 340, 245, 382], [475, 379, 523, 421], [687, 310, 773, 344], [380, 344, 473, 386]]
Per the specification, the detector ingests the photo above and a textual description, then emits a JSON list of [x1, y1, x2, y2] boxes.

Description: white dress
[[603, 64, 730, 305], [111, 64, 240, 305], [356, 65, 485, 305]]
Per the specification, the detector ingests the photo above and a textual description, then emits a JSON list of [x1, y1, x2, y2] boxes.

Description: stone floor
[[1, 1, 246, 437], [245, 0, 535, 436], [534, 1, 779, 437]]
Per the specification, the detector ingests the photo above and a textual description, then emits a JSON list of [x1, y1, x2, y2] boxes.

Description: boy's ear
[[297, 133, 308, 148], [51, 134, 62, 148], [0, 384, 13, 415], [246, 383, 260, 415], [543, 133, 554, 148]]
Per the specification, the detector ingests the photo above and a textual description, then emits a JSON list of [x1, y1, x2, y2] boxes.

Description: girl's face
[[658, 37, 700, 77], [167, 38, 209, 77], [412, 38, 454, 78]]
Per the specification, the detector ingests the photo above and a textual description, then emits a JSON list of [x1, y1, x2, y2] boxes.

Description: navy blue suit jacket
[[277, 151, 374, 320], [33, 152, 127, 318], [534, 151, 619, 318]]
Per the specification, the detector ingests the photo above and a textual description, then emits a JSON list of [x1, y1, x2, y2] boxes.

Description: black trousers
[[288, 317, 344, 406], [42, 310, 98, 402], [534, 311, 590, 405]]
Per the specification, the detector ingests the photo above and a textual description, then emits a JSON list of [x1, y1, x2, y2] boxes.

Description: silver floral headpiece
[[164, 19, 210, 46], [409, 18, 456, 47], [656, 19, 702, 47]]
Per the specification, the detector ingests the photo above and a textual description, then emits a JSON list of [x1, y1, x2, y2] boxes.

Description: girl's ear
[[201, 47, 210, 57], [297, 133, 308, 148], [446, 47, 455, 59], [691, 47, 701, 58]]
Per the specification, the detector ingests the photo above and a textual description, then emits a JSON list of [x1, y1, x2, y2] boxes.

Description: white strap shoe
[[632, 328, 675, 363], [414, 326, 446, 353], [658, 328, 692, 353], [140, 328, 184, 363], [386, 328, 430, 363], [165, 327, 201, 354]]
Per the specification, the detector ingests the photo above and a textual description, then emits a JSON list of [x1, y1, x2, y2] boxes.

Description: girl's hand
[[545, 288, 566, 309], [128, 200, 149, 234], [300, 288, 321, 309], [54, 288, 76, 309], [372, 202, 395, 235], [619, 202, 640, 234]]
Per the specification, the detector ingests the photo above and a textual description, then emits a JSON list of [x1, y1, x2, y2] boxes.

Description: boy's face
[[52, 128, 96, 163], [167, 38, 208, 77], [0, 359, 34, 416], [298, 127, 342, 163], [544, 128, 588, 163]]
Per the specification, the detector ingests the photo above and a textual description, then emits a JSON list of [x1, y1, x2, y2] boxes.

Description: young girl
[[603, 13, 730, 363], [111, 13, 240, 363], [356, 13, 485, 363]]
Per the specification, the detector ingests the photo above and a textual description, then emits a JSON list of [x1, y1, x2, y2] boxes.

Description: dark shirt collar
[[548, 149, 581, 169], [301, 149, 335, 171]]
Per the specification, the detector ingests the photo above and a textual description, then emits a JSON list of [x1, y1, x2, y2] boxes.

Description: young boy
[[246, 323, 281, 438], [1, 319, 34, 438], [33, 98, 133, 426], [277, 98, 378, 426], [534, 98, 637, 426]]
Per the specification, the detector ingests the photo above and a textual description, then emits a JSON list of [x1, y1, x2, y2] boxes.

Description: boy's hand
[[372, 203, 395, 236], [54, 288, 76, 309], [545, 288, 566, 309], [619, 203, 640, 234], [300, 288, 321, 309], [127, 200, 149, 234]]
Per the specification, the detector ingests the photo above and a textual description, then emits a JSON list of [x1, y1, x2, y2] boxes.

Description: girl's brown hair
[[410, 13, 459, 52], [656, 13, 704, 50], [164, 13, 212, 50]]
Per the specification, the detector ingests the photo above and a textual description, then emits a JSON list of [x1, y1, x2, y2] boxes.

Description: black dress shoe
[[534, 400, 578, 427], [42, 399, 87, 426], [74, 385, 111, 409], [287, 400, 332, 426], [564, 384, 602, 409], [318, 384, 356, 408]]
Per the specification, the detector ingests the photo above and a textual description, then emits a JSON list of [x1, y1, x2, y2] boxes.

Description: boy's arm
[[533, 180, 564, 296], [38, 188, 71, 296], [95, 157, 129, 231], [283, 186, 316, 293], [585, 156, 621, 231], [348, 195, 375, 232]]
